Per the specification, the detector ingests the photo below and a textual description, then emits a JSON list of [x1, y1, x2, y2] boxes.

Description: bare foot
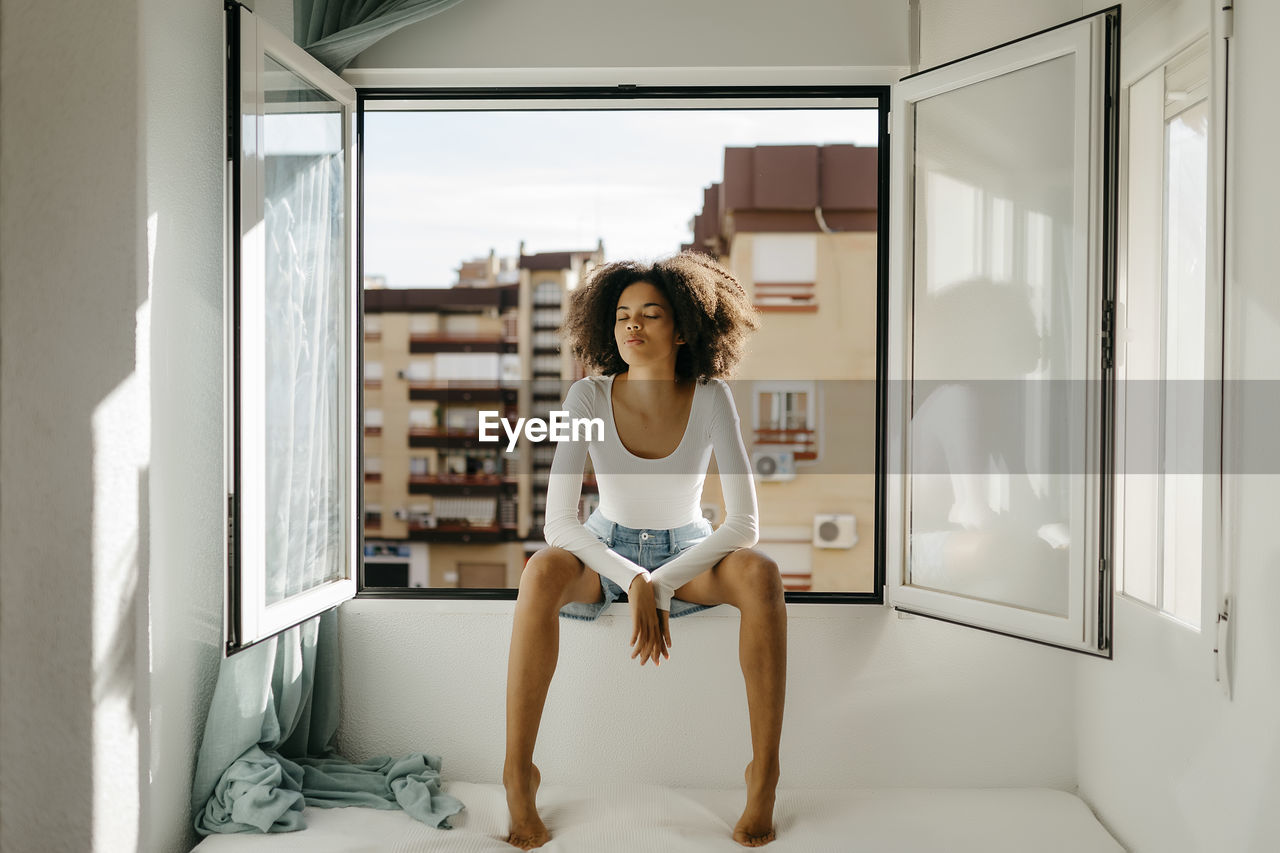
[[503, 763, 548, 849], [733, 760, 779, 847]]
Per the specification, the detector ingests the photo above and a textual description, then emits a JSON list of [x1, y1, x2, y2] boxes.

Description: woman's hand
[[628, 574, 670, 665]]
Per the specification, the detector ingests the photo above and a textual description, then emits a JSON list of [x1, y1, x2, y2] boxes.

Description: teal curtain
[[295, 0, 471, 73], [191, 610, 464, 835]]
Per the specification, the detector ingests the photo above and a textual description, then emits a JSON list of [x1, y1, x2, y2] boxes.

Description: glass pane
[[1161, 98, 1208, 627], [909, 55, 1079, 617], [262, 55, 346, 605]]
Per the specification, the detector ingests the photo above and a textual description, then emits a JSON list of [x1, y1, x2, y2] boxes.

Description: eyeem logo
[[478, 410, 604, 451]]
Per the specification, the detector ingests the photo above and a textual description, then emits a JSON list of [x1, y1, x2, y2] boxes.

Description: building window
[[752, 234, 818, 311], [364, 360, 383, 389], [753, 381, 818, 461], [364, 408, 383, 437]]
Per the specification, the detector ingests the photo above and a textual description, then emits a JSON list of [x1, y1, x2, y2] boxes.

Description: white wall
[[0, 1, 145, 851], [340, 601, 1077, 788], [1077, 1, 1280, 851], [352, 0, 909, 71], [139, 1, 230, 851], [917, 0, 1280, 849], [918, 0, 1083, 67]]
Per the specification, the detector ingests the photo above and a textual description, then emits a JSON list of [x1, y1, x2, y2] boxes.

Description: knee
[[519, 547, 579, 598], [735, 552, 784, 605]]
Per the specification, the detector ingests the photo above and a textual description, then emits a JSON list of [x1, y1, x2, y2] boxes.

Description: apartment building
[[361, 246, 603, 589], [684, 144, 880, 593]]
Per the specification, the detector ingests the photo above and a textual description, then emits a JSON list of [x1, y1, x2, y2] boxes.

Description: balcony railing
[[407, 426, 489, 448], [406, 380, 518, 402], [753, 281, 817, 312], [754, 427, 817, 461], [409, 331, 519, 354], [407, 473, 507, 495]]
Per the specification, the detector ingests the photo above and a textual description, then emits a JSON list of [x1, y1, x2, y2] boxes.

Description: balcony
[[754, 427, 817, 461], [406, 520, 510, 543], [409, 331, 519, 354], [408, 473, 507, 495], [407, 380, 518, 404], [407, 427, 496, 449], [753, 282, 818, 312]]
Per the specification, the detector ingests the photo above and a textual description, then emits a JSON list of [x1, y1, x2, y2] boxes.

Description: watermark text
[[478, 410, 604, 451]]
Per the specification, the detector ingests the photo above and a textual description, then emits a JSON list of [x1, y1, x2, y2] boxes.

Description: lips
[[625, 338, 644, 344]]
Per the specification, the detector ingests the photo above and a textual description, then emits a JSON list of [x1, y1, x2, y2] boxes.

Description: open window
[[357, 89, 888, 602], [885, 8, 1120, 656], [225, 6, 360, 652]]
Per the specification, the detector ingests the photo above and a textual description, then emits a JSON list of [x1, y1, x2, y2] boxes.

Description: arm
[[648, 380, 759, 610], [541, 379, 649, 591]]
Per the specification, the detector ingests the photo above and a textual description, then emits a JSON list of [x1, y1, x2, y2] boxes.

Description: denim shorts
[[558, 509, 720, 621]]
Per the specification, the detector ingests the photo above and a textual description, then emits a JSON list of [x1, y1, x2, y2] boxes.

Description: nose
[[626, 320, 640, 331]]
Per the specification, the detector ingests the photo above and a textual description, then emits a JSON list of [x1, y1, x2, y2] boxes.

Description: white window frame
[[226, 7, 358, 652], [885, 10, 1117, 656], [356, 83, 888, 603]]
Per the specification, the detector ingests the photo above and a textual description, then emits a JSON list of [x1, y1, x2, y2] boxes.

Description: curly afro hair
[[560, 251, 761, 383]]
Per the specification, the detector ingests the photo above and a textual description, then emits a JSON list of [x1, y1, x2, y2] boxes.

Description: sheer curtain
[[262, 88, 346, 604], [295, 0, 472, 72]]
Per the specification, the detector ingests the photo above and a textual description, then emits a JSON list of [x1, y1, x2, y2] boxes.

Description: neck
[[617, 364, 682, 400]]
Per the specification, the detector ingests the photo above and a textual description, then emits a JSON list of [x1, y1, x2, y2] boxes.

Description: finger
[[660, 612, 672, 651]]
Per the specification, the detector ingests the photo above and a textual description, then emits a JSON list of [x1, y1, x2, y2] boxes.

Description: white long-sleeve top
[[542, 373, 759, 611]]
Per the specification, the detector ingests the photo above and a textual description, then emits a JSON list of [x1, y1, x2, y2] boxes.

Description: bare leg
[[676, 549, 787, 847], [503, 547, 602, 850]]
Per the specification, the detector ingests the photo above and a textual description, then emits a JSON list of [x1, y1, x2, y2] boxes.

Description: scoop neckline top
[[603, 373, 702, 462]]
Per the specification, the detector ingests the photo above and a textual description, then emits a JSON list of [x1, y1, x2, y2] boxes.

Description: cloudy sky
[[363, 108, 879, 288]]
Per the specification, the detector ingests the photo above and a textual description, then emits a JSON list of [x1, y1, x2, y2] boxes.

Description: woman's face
[[614, 280, 683, 368]]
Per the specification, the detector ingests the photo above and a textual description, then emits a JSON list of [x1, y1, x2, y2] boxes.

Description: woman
[[503, 252, 787, 849]]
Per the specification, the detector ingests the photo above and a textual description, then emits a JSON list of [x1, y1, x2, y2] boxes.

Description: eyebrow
[[616, 303, 665, 311]]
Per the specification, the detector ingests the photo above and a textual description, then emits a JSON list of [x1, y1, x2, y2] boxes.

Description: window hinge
[[1218, 1, 1234, 40], [226, 492, 236, 571], [1097, 556, 1111, 650], [1101, 299, 1115, 369]]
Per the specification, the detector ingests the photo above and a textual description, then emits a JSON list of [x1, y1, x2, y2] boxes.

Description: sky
[[363, 108, 879, 288]]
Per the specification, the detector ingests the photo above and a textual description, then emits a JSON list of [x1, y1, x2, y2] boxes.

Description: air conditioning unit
[[700, 502, 723, 525], [813, 513, 857, 549], [752, 450, 795, 482]]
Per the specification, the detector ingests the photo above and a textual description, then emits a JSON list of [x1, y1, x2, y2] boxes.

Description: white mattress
[[192, 783, 1125, 852]]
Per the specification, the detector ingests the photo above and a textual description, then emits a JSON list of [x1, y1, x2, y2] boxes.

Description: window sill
[[342, 596, 886, 620]]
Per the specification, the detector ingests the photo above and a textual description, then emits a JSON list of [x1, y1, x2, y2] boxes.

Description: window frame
[[352, 84, 891, 605], [884, 7, 1121, 657], [224, 5, 359, 654]]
